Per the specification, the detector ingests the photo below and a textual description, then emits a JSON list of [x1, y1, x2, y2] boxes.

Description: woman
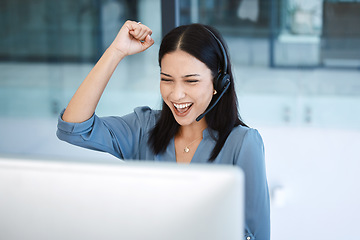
[[57, 20, 270, 239]]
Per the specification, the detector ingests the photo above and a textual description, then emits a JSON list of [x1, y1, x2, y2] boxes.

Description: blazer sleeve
[[235, 128, 271, 240], [56, 106, 154, 159]]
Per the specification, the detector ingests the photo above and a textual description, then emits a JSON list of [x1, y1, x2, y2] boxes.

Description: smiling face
[[160, 50, 215, 126]]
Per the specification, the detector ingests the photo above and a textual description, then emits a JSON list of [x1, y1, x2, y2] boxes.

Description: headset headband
[[204, 27, 228, 75]]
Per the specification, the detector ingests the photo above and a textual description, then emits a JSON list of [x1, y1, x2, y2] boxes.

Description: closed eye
[[161, 78, 173, 82], [185, 79, 199, 83]]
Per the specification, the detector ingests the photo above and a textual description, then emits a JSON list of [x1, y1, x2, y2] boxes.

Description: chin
[[174, 117, 194, 126], [173, 114, 201, 126]]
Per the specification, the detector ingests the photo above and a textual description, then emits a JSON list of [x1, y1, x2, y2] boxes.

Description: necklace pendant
[[184, 147, 190, 153]]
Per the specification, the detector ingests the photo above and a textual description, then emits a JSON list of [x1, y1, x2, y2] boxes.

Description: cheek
[[159, 83, 166, 98], [160, 84, 172, 107], [192, 88, 213, 111], [204, 91, 214, 106], [201, 84, 215, 102]]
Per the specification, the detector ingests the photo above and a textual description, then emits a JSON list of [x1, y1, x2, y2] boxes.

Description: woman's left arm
[[235, 128, 270, 240]]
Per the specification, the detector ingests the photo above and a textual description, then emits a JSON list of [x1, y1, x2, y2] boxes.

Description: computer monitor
[[0, 156, 244, 240]]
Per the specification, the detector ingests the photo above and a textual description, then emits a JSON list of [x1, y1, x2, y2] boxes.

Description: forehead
[[160, 50, 211, 75]]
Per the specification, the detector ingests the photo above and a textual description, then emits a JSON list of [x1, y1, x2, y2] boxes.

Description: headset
[[196, 27, 231, 122]]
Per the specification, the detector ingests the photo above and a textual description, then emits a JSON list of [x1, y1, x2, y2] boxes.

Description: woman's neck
[[177, 120, 208, 141], [175, 120, 208, 163]]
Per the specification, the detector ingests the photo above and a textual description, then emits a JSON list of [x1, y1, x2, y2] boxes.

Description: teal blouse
[[57, 106, 270, 240]]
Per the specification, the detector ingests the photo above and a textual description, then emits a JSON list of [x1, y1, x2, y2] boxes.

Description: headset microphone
[[196, 27, 230, 122]]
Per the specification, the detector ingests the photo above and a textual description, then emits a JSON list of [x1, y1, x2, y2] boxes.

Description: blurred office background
[[1, 0, 360, 239]]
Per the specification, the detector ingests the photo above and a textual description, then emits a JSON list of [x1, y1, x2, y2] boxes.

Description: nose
[[172, 82, 186, 100]]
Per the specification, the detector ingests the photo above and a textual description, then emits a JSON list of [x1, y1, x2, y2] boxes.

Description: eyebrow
[[160, 72, 201, 78]]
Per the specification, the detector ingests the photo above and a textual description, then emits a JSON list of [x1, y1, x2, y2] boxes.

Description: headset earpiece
[[216, 73, 230, 92], [207, 28, 229, 94]]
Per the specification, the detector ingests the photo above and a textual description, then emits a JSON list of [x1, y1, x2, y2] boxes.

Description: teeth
[[174, 103, 191, 109]]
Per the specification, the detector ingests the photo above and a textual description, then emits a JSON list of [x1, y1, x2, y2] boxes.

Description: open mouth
[[173, 103, 193, 115]]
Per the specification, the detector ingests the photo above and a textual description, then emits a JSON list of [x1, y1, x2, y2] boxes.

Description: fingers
[[126, 20, 153, 42], [142, 34, 155, 50]]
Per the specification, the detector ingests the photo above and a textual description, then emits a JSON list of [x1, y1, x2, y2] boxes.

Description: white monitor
[[0, 156, 244, 240]]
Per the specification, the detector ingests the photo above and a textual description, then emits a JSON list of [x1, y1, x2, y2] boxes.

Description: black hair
[[148, 23, 247, 161]]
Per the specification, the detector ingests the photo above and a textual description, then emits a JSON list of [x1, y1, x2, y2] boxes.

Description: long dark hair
[[148, 24, 247, 161]]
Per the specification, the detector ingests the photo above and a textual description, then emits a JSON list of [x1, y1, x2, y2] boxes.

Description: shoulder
[[132, 106, 161, 121], [228, 125, 263, 146], [225, 125, 265, 165], [103, 106, 161, 130], [134, 106, 161, 126], [105, 106, 161, 122]]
